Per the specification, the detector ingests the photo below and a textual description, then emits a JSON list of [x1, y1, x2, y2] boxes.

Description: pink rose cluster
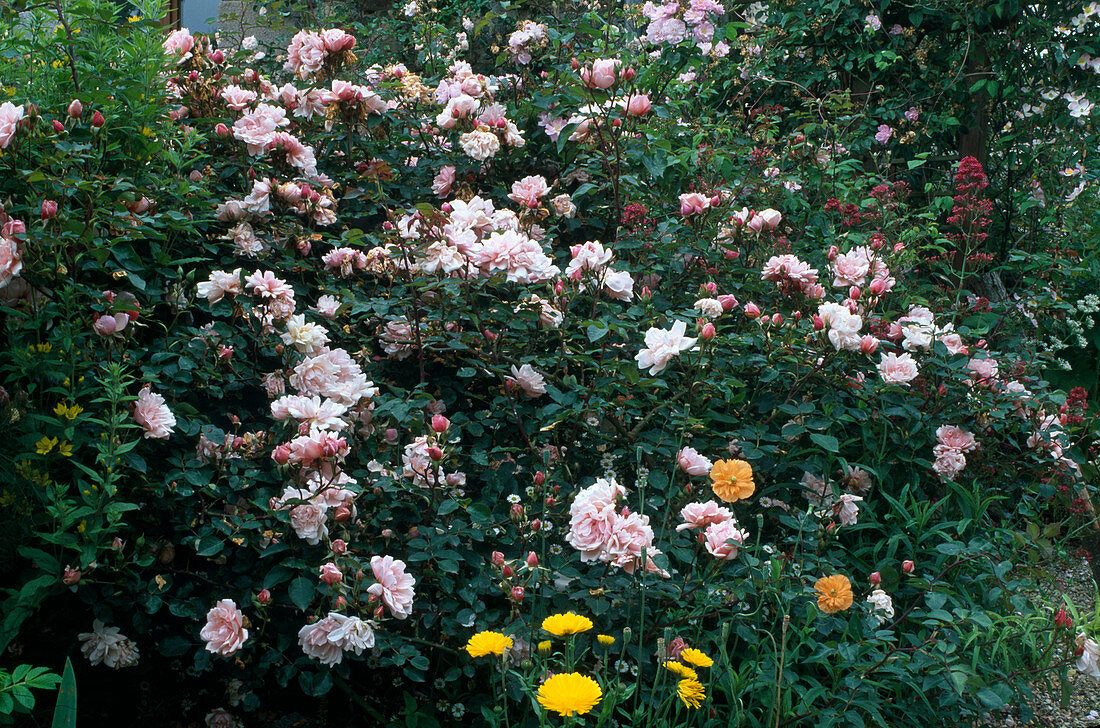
[[565, 240, 634, 302], [800, 473, 864, 526], [400, 433, 467, 488], [507, 20, 547, 65], [565, 478, 669, 577], [643, 0, 729, 54], [298, 613, 377, 666], [761, 254, 823, 298], [433, 63, 524, 161], [676, 500, 750, 560], [285, 29, 356, 80], [931, 425, 978, 481]]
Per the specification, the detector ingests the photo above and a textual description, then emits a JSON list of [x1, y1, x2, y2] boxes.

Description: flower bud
[[868, 278, 886, 296], [526, 551, 538, 568], [848, 286, 861, 300], [702, 281, 718, 295], [827, 245, 839, 261], [257, 588, 272, 604], [502, 564, 514, 578], [533, 470, 545, 485], [67, 99, 83, 119], [770, 313, 783, 326], [427, 445, 443, 461], [374, 605, 385, 618], [319, 563, 343, 585], [91, 110, 105, 128], [640, 285, 652, 300], [869, 571, 881, 586], [859, 335, 878, 354], [333, 506, 351, 522], [271, 444, 291, 464], [385, 428, 399, 444], [718, 294, 738, 311], [699, 322, 716, 341], [41, 200, 58, 220], [510, 586, 525, 602], [215, 122, 229, 137], [744, 302, 761, 319], [529, 519, 542, 532], [332, 539, 347, 555], [111, 537, 124, 550], [901, 559, 915, 574], [510, 503, 523, 520], [431, 414, 450, 433], [334, 595, 347, 609], [52, 119, 65, 133], [491, 551, 505, 567], [62, 567, 81, 586]]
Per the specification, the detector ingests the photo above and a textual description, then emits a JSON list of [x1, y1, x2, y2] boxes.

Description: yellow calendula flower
[[710, 459, 755, 503], [58, 441, 73, 458], [679, 648, 713, 668], [541, 612, 593, 637], [536, 672, 602, 716], [35, 436, 58, 455], [677, 678, 706, 709], [597, 634, 615, 647], [537, 640, 552, 654], [464, 630, 513, 658], [662, 661, 698, 680]]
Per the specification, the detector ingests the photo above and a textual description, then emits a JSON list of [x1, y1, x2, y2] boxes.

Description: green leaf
[[288, 577, 315, 612], [51, 658, 76, 728], [809, 433, 839, 453]]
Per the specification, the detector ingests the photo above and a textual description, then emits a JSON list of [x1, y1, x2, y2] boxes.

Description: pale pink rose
[[703, 519, 749, 560], [78, 620, 140, 669], [321, 28, 356, 52], [232, 104, 289, 156], [938, 332, 968, 355], [134, 387, 176, 439], [0, 102, 25, 149], [581, 58, 621, 89], [877, 352, 919, 385], [204, 708, 236, 728], [603, 269, 635, 301], [289, 500, 329, 544], [624, 93, 652, 116], [931, 447, 967, 480], [677, 447, 713, 476], [0, 235, 22, 289], [635, 320, 698, 375], [507, 175, 550, 208], [801, 471, 834, 507], [220, 85, 257, 112], [565, 478, 626, 560], [676, 500, 731, 532], [757, 208, 782, 230], [935, 425, 977, 453], [834, 493, 863, 526], [432, 165, 456, 198], [298, 615, 344, 666], [679, 192, 710, 216], [313, 295, 341, 319], [319, 563, 343, 585], [366, 555, 416, 619], [162, 28, 195, 64], [602, 509, 658, 573], [93, 313, 130, 336], [197, 269, 243, 303], [285, 30, 328, 79], [566, 240, 614, 277], [831, 247, 872, 287], [1075, 634, 1100, 678], [200, 599, 248, 656], [551, 193, 576, 217], [506, 364, 546, 398], [458, 126, 501, 161], [967, 357, 999, 382]]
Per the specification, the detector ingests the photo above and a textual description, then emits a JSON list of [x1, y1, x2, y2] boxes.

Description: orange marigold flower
[[710, 459, 755, 503], [815, 574, 854, 614]]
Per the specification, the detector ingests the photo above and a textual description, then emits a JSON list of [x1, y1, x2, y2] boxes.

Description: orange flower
[[710, 459, 755, 503], [815, 575, 854, 614]]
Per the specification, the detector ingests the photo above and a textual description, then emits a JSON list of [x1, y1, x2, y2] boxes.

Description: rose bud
[[41, 200, 58, 220], [271, 444, 291, 464], [62, 567, 81, 586], [52, 119, 65, 133], [385, 428, 399, 444], [427, 445, 443, 461], [529, 519, 542, 532], [374, 605, 385, 619], [334, 595, 347, 609], [431, 414, 450, 433], [859, 335, 879, 354], [793, 311, 802, 322], [718, 294, 738, 311], [744, 302, 761, 319], [319, 563, 343, 585], [724, 248, 740, 260], [827, 245, 839, 261], [491, 551, 505, 567], [91, 110, 105, 128], [702, 281, 717, 295], [848, 286, 861, 300], [533, 471, 545, 485], [67, 99, 83, 118], [869, 571, 881, 586], [381, 528, 394, 538], [510, 586, 525, 602], [526, 551, 538, 568], [502, 564, 514, 578], [257, 589, 272, 604], [640, 285, 652, 300], [901, 559, 915, 574], [111, 537, 124, 550], [215, 122, 229, 137], [210, 49, 225, 64], [332, 539, 348, 555], [868, 278, 886, 296], [812, 314, 826, 331], [625, 93, 651, 116], [545, 496, 557, 507], [509, 503, 524, 520], [770, 313, 783, 326], [333, 506, 351, 522], [554, 280, 565, 295], [700, 322, 716, 341]]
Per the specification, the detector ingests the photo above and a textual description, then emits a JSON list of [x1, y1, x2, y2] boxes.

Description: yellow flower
[[710, 459, 755, 503], [815, 574, 854, 614], [537, 640, 552, 654], [33, 343, 52, 354], [35, 436, 58, 455], [58, 441, 73, 458], [542, 612, 593, 637], [597, 634, 615, 647], [679, 648, 713, 668], [677, 678, 706, 709], [54, 402, 83, 420], [128, 14, 141, 22], [464, 631, 513, 658], [536, 672, 602, 716], [662, 661, 698, 680]]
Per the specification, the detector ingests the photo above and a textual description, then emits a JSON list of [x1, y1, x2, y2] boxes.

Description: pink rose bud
[[374, 605, 385, 619], [893, 242, 904, 253], [67, 99, 83, 118], [427, 445, 443, 461], [901, 559, 915, 574], [724, 248, 740, 261], [533, 471, 545, 485], [554, 280, 564, 295], [509, 503, 523, 520], [189, 170, 203, 182], [257, 589, 272, 604], [744, 302, 761, 319], [621, 67, 635, 81], [702, 281, 718, 295], [385, 428, 399, 444], [976, 339, 987, 349], [529, 519, 542, 532], [526, 551, 538, 568], [111, 537, 124, 550], [812, 315, 824, 330], [938, 384, 947, 396], [510, 586, 525, 602], [868, 278, 886, 296], [210, 49, 225, 63], [319, 563, 343, 585], [700, 322, 716, 341], [334, 595, 347, 609], [718, 294, 738, 311], [215, 122, 229, 137], [62, 567, 81, 586], [848, 286, 861, 300], [640, 285, 652, 300], [859, 335, 878, 354], [218, 345, 233, 361], [887, 322, 903, 340], [273, 343, 284, 354], [869, 571, 881, 585], [431, 414, 450, 433], [502, 564, 514, 578], [491, 551, 505, 567], [545, 496, 557, 507], [827, 245, 839, 261], [271, 444, 291, 465], [334, 506, 351, 522], [41, 200, 58, 219], [625, 93, 651, 116], [770, 313, 783, 325], [793, 311, 802, 322], [483, 329, 498, 342], [52, 119, 65, 133], [332, 539, 347, 555], [91, 110, 105, 128]]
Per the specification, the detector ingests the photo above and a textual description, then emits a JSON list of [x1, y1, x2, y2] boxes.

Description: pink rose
[[677, 447, 713, 476], [0, 102, 25, 149], [581, 58, 621, 89], [676, 500, 731, 532], [199, 599, 248, 656], [162, 28, 195, 64], [935, 425, 977, 453], [366, 555, 416, 619], [133, 386, 176, 439], [298, 615, 343, 665], [93, 313, 129, 336], [319, 563, 343, 585], [703, 519, 749, 560], [757, 208, 782, 230], [679, 192, 710, 217], [624, 93, 652, 116], [877, 352, 919, 385], [321, 28, 356, 52], [432, 165, 456, 198], [507, 175, 550, 209]]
